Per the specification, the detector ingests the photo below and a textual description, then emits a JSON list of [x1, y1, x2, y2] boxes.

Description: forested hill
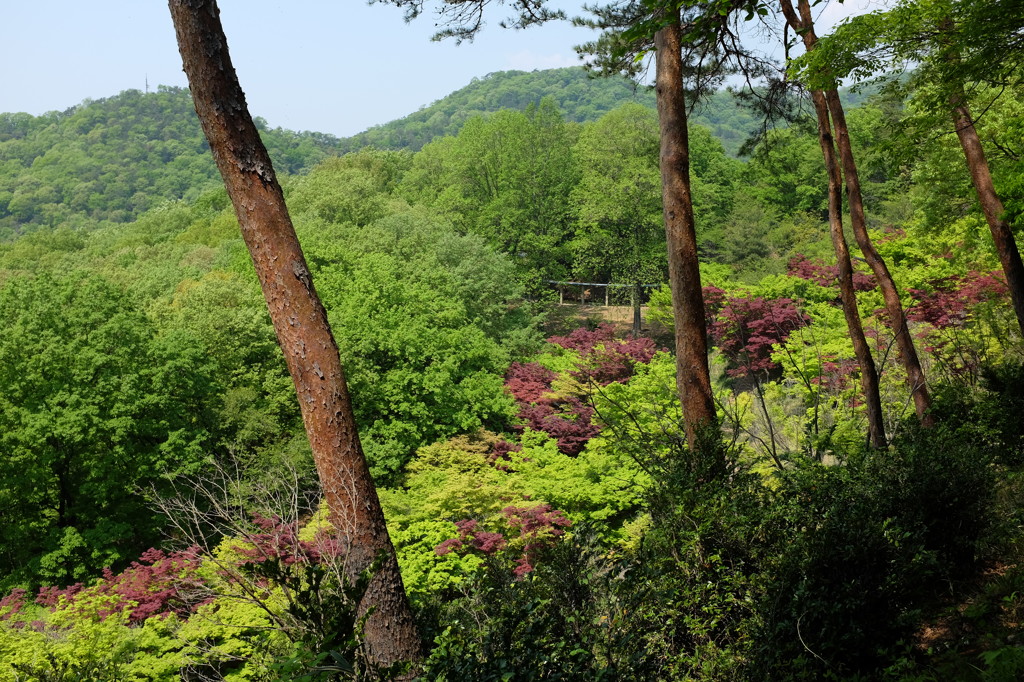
[[337, 67, 761, 155], [0, 87, 342, 236], [0, 70, 870, 238]]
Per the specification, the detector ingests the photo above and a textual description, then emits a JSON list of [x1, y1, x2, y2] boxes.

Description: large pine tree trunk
[[654, 14, 719, 454], [167, 0, 421, 671], [950, 91, 1024, 336]]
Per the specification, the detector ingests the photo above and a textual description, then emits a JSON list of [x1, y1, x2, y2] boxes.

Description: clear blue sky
[[0, 0, 879, 138]]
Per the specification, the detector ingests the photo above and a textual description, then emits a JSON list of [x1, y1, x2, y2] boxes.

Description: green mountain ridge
[[0, 86, 343, 237], [0, 67, 872, 239], [336, 67, 761, 155]]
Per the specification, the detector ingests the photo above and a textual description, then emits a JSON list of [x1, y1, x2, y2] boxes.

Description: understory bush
[[416, 395, 1004, 681]]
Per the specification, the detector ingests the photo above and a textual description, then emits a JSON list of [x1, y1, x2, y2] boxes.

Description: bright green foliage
[[0, 274, 218, 586], [381, 418, 649, 602], [298, 207, 531, 480], [3, 57, 1024, 678], [155, 270, 306, 485], [286, 150, 412, 228], [335, 67, 761, 156], [571, 103, 664, 287], [743, 124, 828, 219], [0, 595, 181, 681], [0, 87, 341, 234], [400, 99, 581, 287]]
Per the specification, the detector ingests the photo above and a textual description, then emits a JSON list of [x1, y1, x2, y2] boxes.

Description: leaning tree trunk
[[809, 89, 888, 449], [654, 13, 720, 455], [781, 0, 885, 446], [167, 0, 421, 671], [824, 88, 934, 425], [950, 89, 1024, 336], [784, 0, 934, 427]]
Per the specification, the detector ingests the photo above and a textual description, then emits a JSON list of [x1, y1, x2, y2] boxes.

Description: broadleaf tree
[[378, 0, 749, 453]]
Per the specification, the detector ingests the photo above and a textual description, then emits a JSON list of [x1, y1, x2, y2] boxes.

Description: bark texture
[[167, 0, 421, 671], [809, 89, 888, 449], [785, 0, 933, 426], [950, 91, 1024, 335], [654, 14, 719, 452]]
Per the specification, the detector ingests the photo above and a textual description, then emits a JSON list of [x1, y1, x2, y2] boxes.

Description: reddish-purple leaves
[[435, 519, 508, 557], [0, 515, 350, 627], [435, 504, 572, 577], [504, 361, 599, 456], [503, 326, 659, 456], [0, 588, 28, 622], [92, 548, 204, 623], [709, 294, 809, 377], [505, 362, 558, 404], [788, 254, 876, 292], [907, 271, 1009, 330], [549, 323, 658, 386], [236, 515, 344, 567]]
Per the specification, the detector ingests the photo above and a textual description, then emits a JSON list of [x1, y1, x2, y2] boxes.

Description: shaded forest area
[[2, 0, 1024, 677]]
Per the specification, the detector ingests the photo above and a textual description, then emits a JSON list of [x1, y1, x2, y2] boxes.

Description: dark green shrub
[[418, 529, 629, 681], [752, 427, 996, 680]]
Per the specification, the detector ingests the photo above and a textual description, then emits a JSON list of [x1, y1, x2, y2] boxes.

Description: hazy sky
[[0, 1, 881, 138]]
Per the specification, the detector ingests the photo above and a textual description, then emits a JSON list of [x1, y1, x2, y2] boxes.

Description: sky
[[0, 0, 882, 139]]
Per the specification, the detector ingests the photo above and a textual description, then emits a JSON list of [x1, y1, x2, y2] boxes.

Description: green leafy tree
[[794, 0, 1024, 335], [401, 99, 580, 289], [0, 87, 341, 234], [0, 274, 217, 586], [302, 208, 528, 480], [572, 103, 665, 331]]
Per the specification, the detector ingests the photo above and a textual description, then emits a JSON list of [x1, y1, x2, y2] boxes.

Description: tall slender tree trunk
[[167, 0, 421, 671], [950, 90, 1024, 335], [786, 0, 934, 426], [654, 13, 719, 453], [811, 90, 888, 449], [824, 88, 934, 425], [780, 0, 887, 448]]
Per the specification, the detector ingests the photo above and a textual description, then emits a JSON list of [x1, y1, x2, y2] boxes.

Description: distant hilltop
[[335, 67, 759, 156]]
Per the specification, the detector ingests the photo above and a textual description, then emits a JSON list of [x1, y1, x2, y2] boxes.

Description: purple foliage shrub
[[0, 588, 27, 622], [906, 271, 1010, 379], [907, 271, 1008, 331], [88, 548, 205, 623], [502, 326, 659, 456], [489, 438, 523, 470], [812, 357, 863, 407], [709, 294, 809, 377], [0, 514, 352, 629], [236, 515, 344, 568], [435, 504, 571, 577], [504, 361, 600, 456], [435, 519, 508, 557], [549, 323, 658, 385], [788, 254, 876, 292], [35, 583, 85, 609]]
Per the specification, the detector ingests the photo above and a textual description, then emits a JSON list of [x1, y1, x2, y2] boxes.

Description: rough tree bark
[[654, 12, 720, 453], [824, 87, 934, 425], [950, 89, 1024, 336], [808, 88, 887, 449], [167, 0, 422, 671], [782, 0, 934, 427]]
